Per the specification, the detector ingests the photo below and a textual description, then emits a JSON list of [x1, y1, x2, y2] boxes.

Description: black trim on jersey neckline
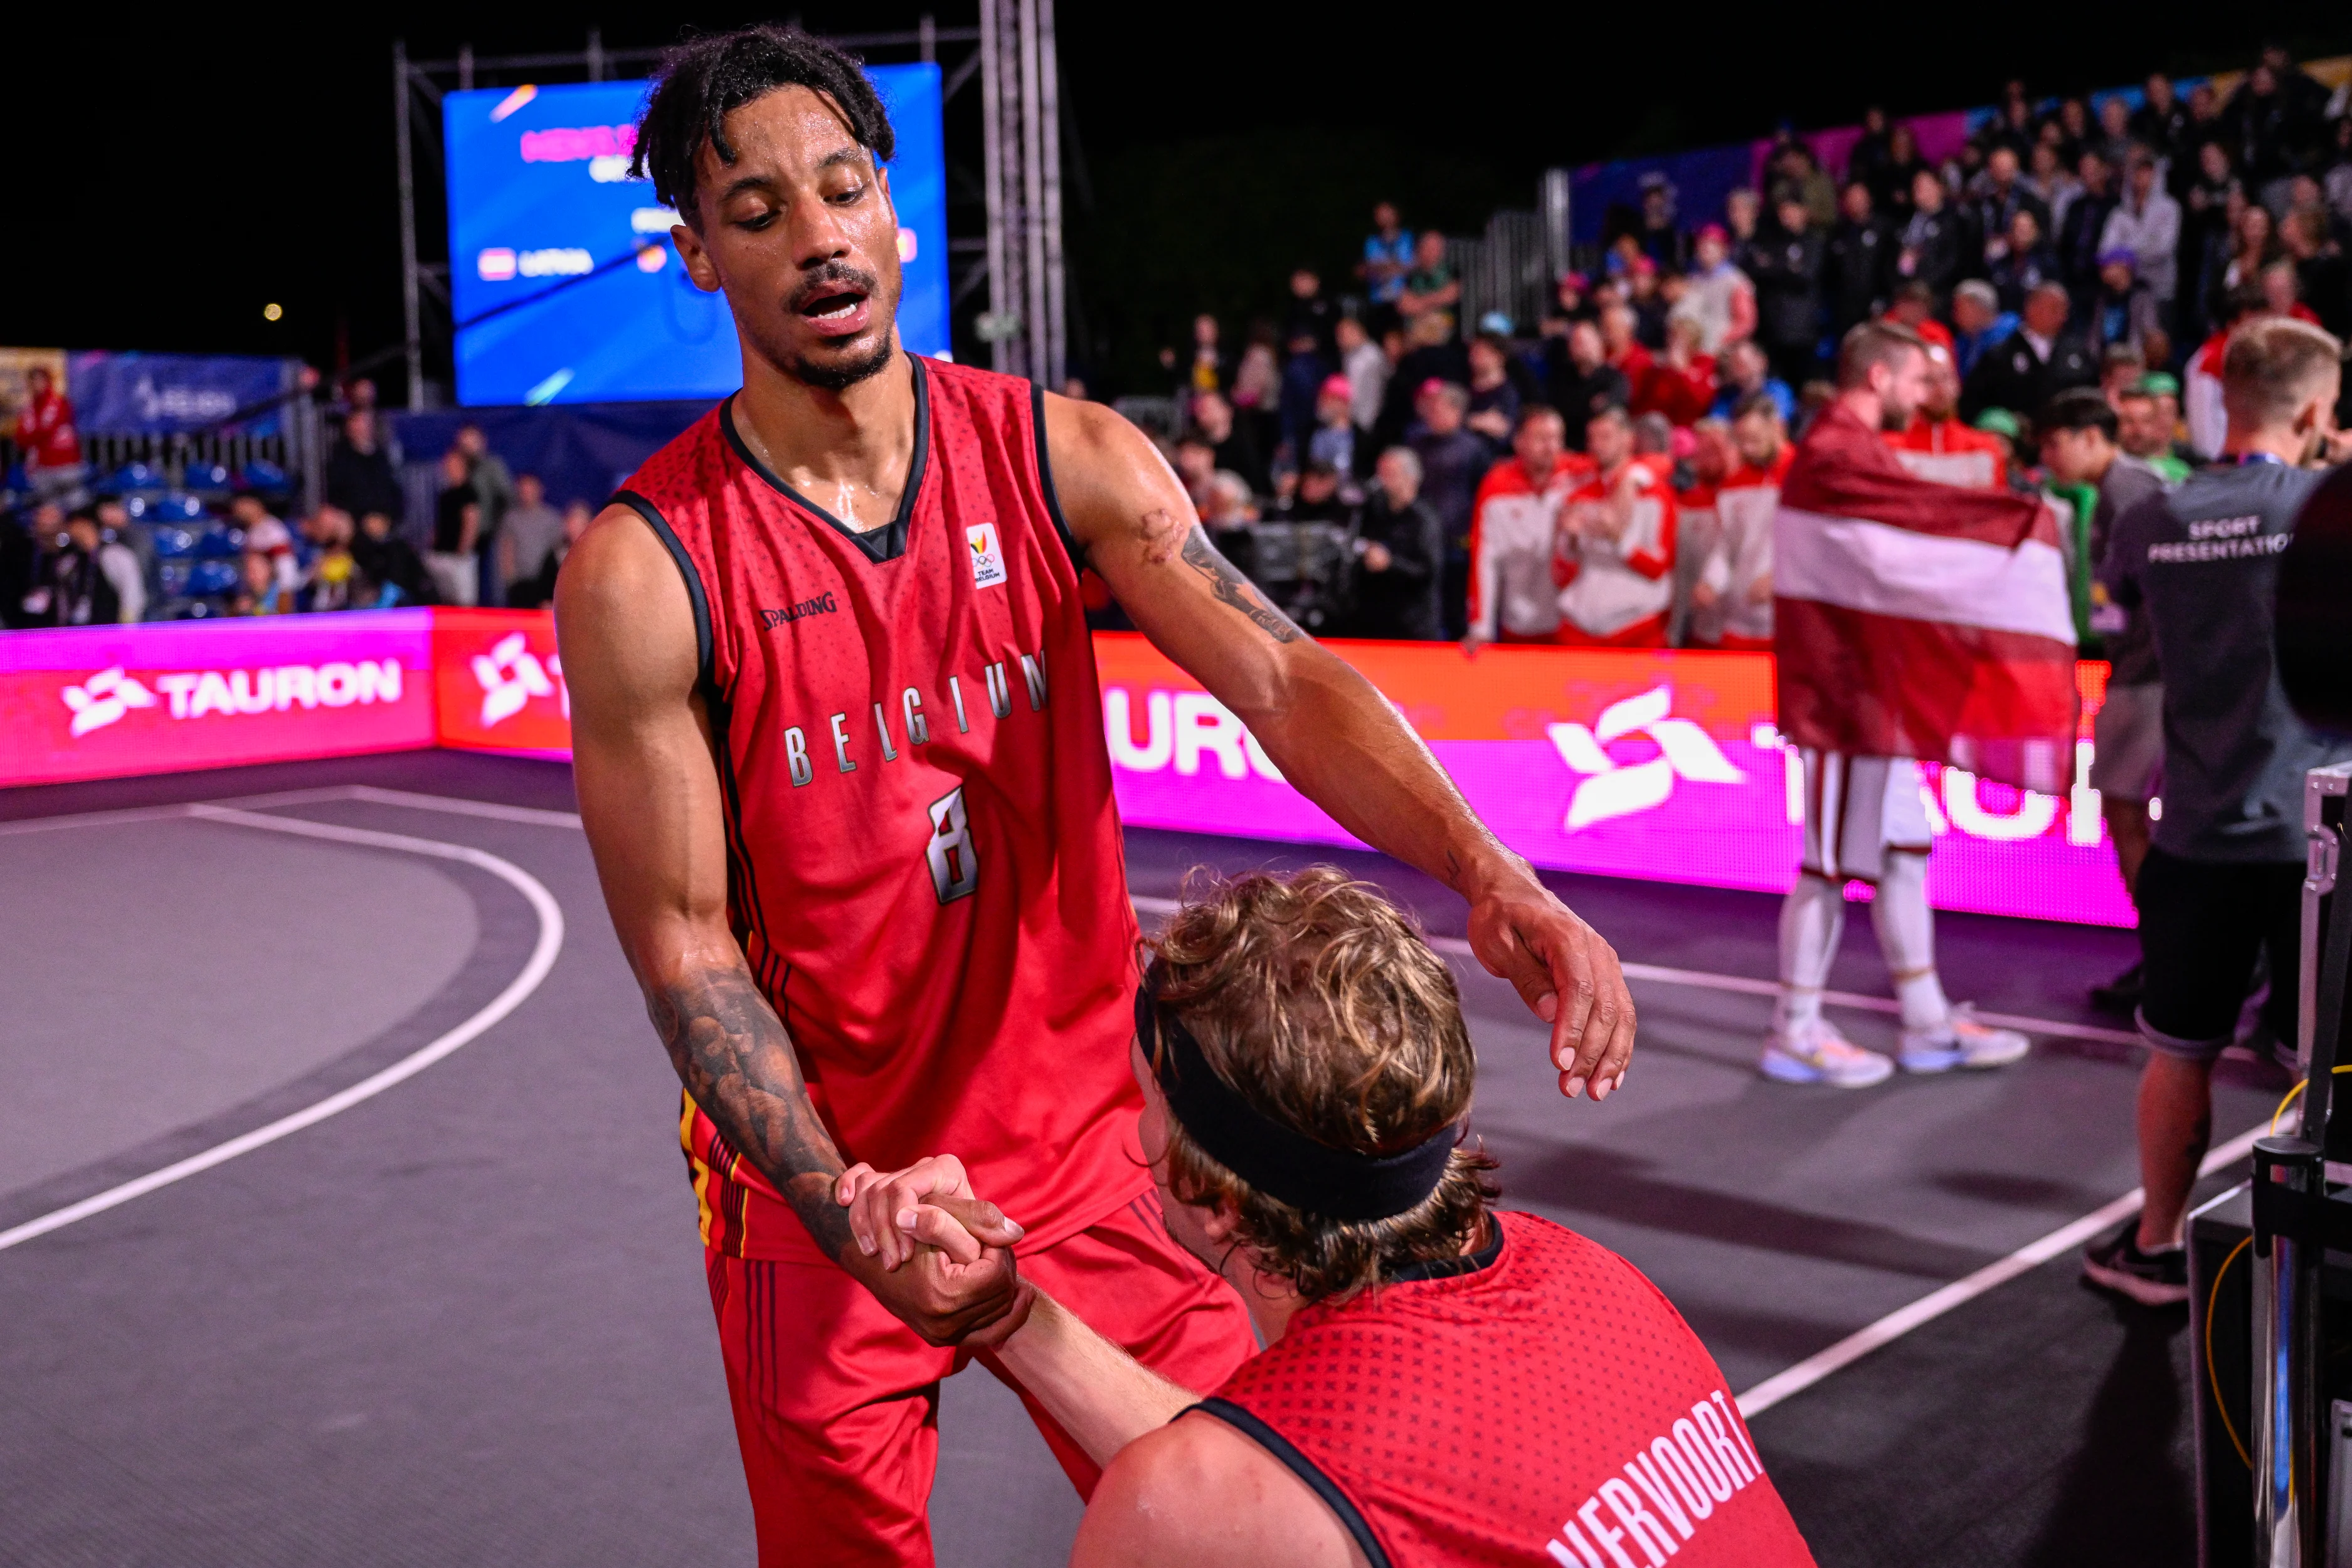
[[1384, 1216, 1505, 1284], [612, 489, 712, 692], [1029, 381, 1086, 570], [718, 354, 931, 564], [1187, 1399, 1392, 1568]]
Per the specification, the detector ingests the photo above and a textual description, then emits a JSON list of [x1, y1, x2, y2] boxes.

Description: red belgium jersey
[[1205, 1211, 1815, 1567], [617, 356, 1145, 1263]]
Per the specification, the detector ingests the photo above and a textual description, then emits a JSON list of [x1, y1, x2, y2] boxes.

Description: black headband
[[1135, 982, 1458, 1223]]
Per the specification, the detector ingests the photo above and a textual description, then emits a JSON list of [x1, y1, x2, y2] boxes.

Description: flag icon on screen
[[478, 248, 517, 282]]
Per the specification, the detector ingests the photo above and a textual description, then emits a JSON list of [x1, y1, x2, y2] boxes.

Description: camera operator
[[1251, 460, 1353, 634], [2084, 317, 2352, 1306], [1350, 447, 1444, 640]]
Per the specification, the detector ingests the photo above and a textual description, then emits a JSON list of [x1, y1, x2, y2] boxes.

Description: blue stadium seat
[[150, 492, 208, 522], [193, 524, 244, 559], [237, 459, 290, 494], [183, 559, 240, 597], [150, 525, 201, 558], [98, 462, 167, 496], [182, 462, 234, 494]]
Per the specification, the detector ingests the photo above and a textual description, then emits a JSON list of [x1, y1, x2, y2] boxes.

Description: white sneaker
[[1761, 1018, 1895, 1088], [1898, 1004, 2030, 1074]]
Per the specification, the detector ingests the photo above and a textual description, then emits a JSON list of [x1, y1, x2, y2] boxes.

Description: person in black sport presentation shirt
[[2084, 316, 2352, 1306]]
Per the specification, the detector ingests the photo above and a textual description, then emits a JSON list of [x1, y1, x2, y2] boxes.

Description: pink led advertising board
[[0, 612, 436, 788], [1094, 634, 2132, 929], [0, 613, 2132, 928]]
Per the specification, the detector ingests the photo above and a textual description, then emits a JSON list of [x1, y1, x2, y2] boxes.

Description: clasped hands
[[831, 1154, 1033, 1348]]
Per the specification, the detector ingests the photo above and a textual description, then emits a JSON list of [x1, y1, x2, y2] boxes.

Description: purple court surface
[[0, 751, 2272, 1567]]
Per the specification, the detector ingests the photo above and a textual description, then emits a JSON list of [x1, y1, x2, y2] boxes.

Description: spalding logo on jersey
[[967, 521, 1008, 589]]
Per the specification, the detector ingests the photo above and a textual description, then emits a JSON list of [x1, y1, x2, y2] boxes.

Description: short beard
[[1880, 400, 1915, 433], [791, 335, 897, 394]]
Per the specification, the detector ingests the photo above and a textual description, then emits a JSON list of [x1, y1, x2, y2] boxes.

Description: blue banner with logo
[[67, 352, 294, 435]]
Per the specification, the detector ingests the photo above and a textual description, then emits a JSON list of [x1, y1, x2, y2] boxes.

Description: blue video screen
[[444, 67, 949, 407]]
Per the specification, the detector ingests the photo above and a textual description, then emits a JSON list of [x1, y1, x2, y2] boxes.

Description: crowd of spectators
[[1145, 46, 2352, 649], [0, 376, 589, 628]]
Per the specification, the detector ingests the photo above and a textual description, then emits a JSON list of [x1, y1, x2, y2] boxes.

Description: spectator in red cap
[[1306, 373, 1360, 490], [1671, 223, 1756, 355]]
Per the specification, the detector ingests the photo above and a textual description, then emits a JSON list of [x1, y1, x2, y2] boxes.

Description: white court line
[[1131, 894, 2141, 1049], [1143, 893, 2204, 1414], [0, 785, 2196, 1409], [0, 806, 565, 1256], [0, 785, 361, 837], [343, 783, 586, 829], [1735, 1120, 2270, 1417]]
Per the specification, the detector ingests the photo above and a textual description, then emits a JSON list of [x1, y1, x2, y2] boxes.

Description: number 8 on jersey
[[928, 785, 979, 904]]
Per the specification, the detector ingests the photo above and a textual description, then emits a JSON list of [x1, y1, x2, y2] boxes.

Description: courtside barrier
[[3, 612, 2130, 926], [0, 611, 435, 787]]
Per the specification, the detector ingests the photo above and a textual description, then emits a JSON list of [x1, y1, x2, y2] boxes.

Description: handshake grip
[[832, 1156, 1035, 1348]]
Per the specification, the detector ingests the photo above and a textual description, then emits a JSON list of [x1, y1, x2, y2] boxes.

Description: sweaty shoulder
[[1069, 1410, 1367, 1568], [553, 503, 701, 706], [1037, 389, 1180, 553]]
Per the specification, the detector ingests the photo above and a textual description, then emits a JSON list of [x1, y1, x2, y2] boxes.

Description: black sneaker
[[2082, 1226, 2189, 1306], [2089, 960, 2145, 1016]]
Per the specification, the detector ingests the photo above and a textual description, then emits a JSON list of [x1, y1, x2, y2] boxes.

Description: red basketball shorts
[[703, 1185, 1256, 1568]]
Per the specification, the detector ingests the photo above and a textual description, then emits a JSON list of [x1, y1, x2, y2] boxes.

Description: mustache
[[787, 262, 879, 313]]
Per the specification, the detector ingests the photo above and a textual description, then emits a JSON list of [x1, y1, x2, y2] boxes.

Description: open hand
[[1463, 862, 1636, 1099]]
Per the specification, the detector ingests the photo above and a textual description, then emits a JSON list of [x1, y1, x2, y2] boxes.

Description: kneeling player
[[845, 870, 1814, 1567]]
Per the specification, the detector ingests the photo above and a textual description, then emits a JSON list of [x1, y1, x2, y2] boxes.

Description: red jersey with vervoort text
[[1207, 1211, 1815, 1568], [617, 355, 1145, 1263]]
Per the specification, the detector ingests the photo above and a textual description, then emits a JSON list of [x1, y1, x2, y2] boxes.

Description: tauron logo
[[1547, 685, 1744, 830], [471, 631, 558, 727], [760, 593, 839, 628], [61, 667, 157, 737]]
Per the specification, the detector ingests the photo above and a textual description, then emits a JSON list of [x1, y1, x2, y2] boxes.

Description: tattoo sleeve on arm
[[648, 966, 854, 1260], [1178, 524, 1301, 644]]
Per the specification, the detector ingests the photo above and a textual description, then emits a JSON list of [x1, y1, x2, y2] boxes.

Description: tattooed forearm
[[648, 965, 855, 1260], [1179, 525, 1302, 644]]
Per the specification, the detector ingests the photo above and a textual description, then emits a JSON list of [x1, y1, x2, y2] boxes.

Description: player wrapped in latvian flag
[[1771, 405, 2079, 794]]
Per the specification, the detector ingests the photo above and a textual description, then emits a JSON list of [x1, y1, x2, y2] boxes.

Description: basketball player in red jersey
[[554, 28, 1638, 1567], [861, 870, 1814, 1568]]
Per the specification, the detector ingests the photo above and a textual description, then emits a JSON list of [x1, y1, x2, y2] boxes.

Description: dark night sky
[[11, 4, 2348, 396]]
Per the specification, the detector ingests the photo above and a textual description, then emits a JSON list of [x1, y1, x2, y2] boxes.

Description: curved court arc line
[[0, 806, 566, 1257]]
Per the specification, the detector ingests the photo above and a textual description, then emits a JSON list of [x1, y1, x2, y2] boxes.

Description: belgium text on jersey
[[1547, 1389, 1765, 1568], [775, 645, 1051, 790]]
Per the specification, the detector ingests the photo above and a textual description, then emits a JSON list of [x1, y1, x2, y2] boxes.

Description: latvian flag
[[1773, 405, 2079, 795]]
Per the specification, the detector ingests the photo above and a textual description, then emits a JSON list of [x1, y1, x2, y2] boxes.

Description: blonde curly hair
[[1143, 866, 1495, 1302]]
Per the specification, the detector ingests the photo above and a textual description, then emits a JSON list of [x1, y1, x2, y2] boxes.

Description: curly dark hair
[[630, 25, 896, 225], [1143, 867, 1497, 1303]]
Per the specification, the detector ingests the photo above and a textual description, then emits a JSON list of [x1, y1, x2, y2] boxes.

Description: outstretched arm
[[555, 507, 1020, 1343], [1043, 396, 1636, 1098], [839, 1158, 1194, 1466]]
